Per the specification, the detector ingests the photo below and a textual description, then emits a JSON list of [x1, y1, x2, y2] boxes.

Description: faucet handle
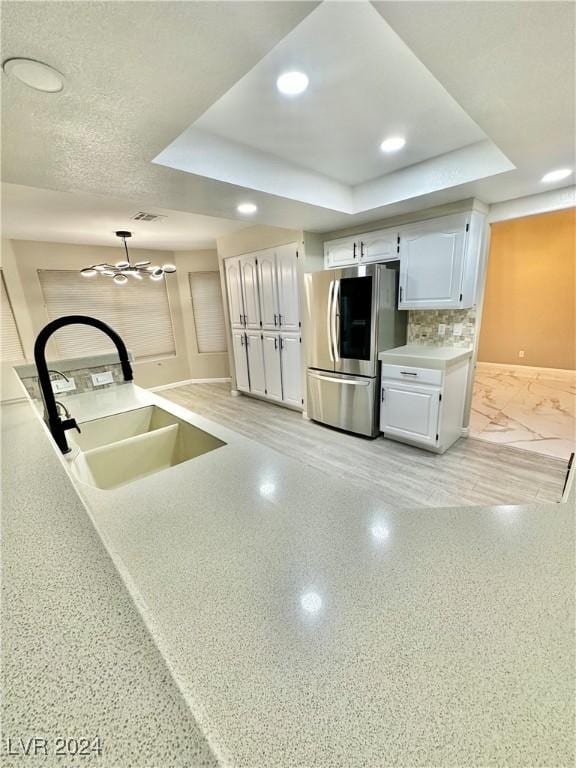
[[62, 417, 81, 434]]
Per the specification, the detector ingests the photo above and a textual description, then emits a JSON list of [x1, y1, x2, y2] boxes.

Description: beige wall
[[0, 239, 228, 401], [478, 208, 576, 370], [478, 208, 576, 369]]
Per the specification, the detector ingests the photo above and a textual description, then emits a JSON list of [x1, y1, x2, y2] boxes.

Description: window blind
[[1, 271, 25, 362], [38, 269, 176, 360], [189, 271, 227, 353]]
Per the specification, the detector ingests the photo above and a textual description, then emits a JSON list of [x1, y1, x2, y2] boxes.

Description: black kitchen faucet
[[33, 315, 133, 454]]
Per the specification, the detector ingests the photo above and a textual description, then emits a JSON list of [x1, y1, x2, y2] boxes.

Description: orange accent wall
[[478, 208, 576, 370]]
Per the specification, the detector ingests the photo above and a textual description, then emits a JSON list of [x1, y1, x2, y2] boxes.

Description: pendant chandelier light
[[80, 231, 176, 284]]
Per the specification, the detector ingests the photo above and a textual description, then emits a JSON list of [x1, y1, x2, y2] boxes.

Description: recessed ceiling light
[[237, 203, 257, 215], [541, 168, 573, 183], [2, 57, 64, 93], [380, 136, 406, 153], [276, 71, 309, 96]]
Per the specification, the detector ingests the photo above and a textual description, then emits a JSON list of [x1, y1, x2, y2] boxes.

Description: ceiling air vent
[[131, 211, 166, 222]]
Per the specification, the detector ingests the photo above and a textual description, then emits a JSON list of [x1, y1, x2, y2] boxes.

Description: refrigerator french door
[[304, 264, 405, 437]]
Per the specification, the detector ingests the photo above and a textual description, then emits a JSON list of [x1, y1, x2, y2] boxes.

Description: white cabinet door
[[262, 333, 283, 401], [231, 331, 249, 392], [399, 215, 467, 310], [280, 334, 302, 408], [359, 229, 398, 263], [257, 249, 279, 330], [380, 382, 440, 448], [276, 243, 300, 332], [324, 237, 358, 268], [240, 255, 261, 329], [225, 257, 245, 328], [245, 332, 266, 396]]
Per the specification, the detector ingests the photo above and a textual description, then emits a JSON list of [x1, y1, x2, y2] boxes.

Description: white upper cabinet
[[257, 249, 279, 330], [231, 331, 249, 392], [280, 333, 302, 407], [398, 213, 477, 310], [225, 257, 245, 328], [322, 210, 485, 310], [324, 236, 358, 268], [359, 228, 398, 263], [276, 243, 300, 332], [262, 333, 283, 401], [240, 255, 261, 329]]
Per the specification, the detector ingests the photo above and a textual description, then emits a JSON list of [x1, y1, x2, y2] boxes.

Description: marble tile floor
[[470, 363, 576, 460], [161, 382, 569, 507]]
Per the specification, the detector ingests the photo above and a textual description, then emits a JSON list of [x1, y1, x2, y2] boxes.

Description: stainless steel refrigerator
[[304, 263, 407, 437]]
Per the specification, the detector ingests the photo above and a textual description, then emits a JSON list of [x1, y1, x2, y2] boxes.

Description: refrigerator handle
[[331, 279, 341, 362], [327, 280, 335, 362], [308, 371, 371, 386]]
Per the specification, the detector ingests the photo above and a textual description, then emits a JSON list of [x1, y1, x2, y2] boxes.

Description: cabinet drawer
[[381, 363, 443, 387]]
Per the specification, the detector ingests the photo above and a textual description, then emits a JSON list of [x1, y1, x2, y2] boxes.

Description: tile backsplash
[[407, 309, 476, 348], [19, 362, 127, 401], [15, 352, 134, 402]]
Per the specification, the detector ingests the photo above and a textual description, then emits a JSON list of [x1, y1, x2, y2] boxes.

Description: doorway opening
[[470, 208, 575, 461]]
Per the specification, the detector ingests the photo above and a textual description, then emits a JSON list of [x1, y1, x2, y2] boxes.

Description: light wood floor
[[162, 383, 569, 508]]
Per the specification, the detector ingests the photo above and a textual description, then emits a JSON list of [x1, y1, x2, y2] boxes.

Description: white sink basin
[[69, 406, 225, 490], [70, 405, 181, 451]]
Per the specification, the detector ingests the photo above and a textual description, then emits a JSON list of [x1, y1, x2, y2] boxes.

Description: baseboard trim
[[461, 427, 470, 437], [150, 377, 231, 392], [476, 361, 575, 377], [240, 390, 303, 413]]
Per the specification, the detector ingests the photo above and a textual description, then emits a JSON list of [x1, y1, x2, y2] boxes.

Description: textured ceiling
[[1, 183, 247, 249], [2, 0, 575, 235]]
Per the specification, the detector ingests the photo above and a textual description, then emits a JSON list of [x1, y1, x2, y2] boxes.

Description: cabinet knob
[[278, 313, 283, 326], [274, 314, 277, 326], [353, 242, 357, 259]]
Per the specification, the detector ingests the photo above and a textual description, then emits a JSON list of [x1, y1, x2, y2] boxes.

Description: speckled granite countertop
[[379, 344, 473, 369], [1, 401, 219, 768], [3, 384, 575, 767]]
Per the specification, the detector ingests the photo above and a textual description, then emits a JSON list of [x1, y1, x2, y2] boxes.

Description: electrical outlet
[[438, 324, 446, 337], [518, 350, 525, 358], [91, 371, 114, 387], [51, 377, 76, 394], [452, 323, 463, 337]]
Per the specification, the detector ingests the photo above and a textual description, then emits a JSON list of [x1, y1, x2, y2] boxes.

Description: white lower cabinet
[[280, 334, 302, 407], [262, 333, 283, 401], [380, 383, 440, 449], [231, 331, 250, 392], [380, 360, 469, 453], [245, 331, 266, 396], [232, 331, 302, 408]]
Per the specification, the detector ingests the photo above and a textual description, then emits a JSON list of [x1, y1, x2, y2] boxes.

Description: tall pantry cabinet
[[224, 243, 303, 409]]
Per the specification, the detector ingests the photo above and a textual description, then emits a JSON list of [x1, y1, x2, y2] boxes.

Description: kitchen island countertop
[[3, 381, 574, 768]]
